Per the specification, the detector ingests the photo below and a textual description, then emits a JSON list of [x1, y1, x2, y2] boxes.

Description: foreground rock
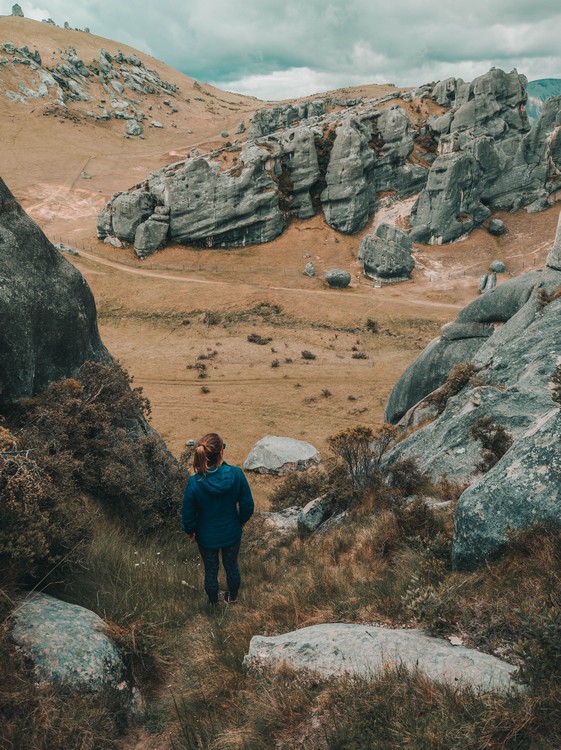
[[11, 593, 127, 691], [244, 436, 320, 475], [245, 624, 519, 692], [385, 214, 561, 568], [0, 176, 107, 405]]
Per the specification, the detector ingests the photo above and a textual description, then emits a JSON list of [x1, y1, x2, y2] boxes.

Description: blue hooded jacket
[[181, 463, 254, 549]]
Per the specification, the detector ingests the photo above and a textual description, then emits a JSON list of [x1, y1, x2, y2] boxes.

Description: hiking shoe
[[223, 591, 238, 604]]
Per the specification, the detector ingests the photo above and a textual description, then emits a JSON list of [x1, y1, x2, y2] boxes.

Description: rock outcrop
[[385, 271, 541, 423], [385, 214, 561, 568], [96, 68, 561, 255], [244, 435, 320, 475], [411, 70, 561, 243], [0, 41, 179, 136], [0, 176, 107, 405], [244, 623, 519, 692]]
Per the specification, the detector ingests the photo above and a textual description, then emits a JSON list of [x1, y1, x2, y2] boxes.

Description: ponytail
[[193, 433, 224, 475]]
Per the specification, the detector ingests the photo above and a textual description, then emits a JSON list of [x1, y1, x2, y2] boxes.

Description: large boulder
[[453, 408, 561, 569], [0, 176, 107, 405], [359, 223, 415, 281], [325, 269, 351, 288], [244, 435, 320, 475], [11, 593, 126, 691], [244, 623, 519, 692]]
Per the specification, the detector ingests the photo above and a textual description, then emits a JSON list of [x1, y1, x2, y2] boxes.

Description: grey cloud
[[4, 0, 561, 98]]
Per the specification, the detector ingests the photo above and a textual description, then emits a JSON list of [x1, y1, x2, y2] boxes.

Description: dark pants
[[197, 539, 241, 604]]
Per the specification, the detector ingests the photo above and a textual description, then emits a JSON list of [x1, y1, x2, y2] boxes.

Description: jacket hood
[[195, 463, 237, 495]]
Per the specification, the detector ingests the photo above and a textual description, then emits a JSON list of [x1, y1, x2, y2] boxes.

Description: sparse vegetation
[[470, 416, 513, 472], [351, 351, 368, 359], [430, 361, 485, 414], [247, 333, 272, 345], [301, 350, 316, 360]]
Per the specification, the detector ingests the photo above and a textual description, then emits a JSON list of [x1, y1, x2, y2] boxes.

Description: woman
[[181, 433, 254, 605]]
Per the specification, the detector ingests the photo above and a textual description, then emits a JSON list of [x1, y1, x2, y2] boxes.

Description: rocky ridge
[[0, 39, 181, 139], [98, 68, 561, 258]]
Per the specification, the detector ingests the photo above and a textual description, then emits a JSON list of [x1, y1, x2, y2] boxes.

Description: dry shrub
[[0, 453, 91, 583], [470, 416, 513, 472], [8, 361, 187, 534], [429, 361, 485, 414]]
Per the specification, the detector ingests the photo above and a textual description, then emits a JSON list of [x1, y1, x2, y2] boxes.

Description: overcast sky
[[2, 0, 561, 100]]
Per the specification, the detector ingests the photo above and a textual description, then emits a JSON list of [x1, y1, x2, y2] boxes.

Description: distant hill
[[527, 78, 561, 123]]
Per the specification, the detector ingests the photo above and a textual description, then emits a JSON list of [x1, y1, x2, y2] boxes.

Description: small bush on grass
[[247, 333, 272, 345], [470, 416, 513, 472], [269, 470, 328, 511]]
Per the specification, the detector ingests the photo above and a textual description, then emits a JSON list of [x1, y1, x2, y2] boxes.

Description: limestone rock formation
[[244, 623, 519, 692], [244, 435, 320, 475], [411, 70, 561, 243], [385, 215, 561, 568], [0, 176, 107, 405], [11, 593, 126, 690], [11, 4, 24, 17], [358, 223, 415, 280]]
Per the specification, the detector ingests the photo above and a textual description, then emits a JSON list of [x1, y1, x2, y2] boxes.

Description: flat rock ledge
[[243, 435, 320, 475], [244, 623, 519, 693]]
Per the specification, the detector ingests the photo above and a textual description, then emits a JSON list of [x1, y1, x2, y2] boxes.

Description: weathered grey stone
[[244, 623, 519, 692], [297, 495, 329, 534], [103, 189, 154, 243], [244, 435, 320, 475], [488, 219, 505, 236], [279, 126, 320, 219], [0, 176, 107, 405], [263, 507, 300, 534], [325, 269, 351, 288], [546, 211, 561, 270], [458, 272, 540, 323], [453, 408, 561, 569], [440, 322, 494, 341], [482, 272, 497, 293], [11, 593, 126, 690], [490, 259, 506, 272], [304, 262, 315, 277], [11, 3, 24, 16], [359, 224, 414, 280], [133, 217, 168, 258], [125, 119, 143, 137], [385, 336, 485, 424]]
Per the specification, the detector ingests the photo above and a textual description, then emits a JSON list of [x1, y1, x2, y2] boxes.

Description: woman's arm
[[238, 471, 255, 525], [181, 480, 198, 536]]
